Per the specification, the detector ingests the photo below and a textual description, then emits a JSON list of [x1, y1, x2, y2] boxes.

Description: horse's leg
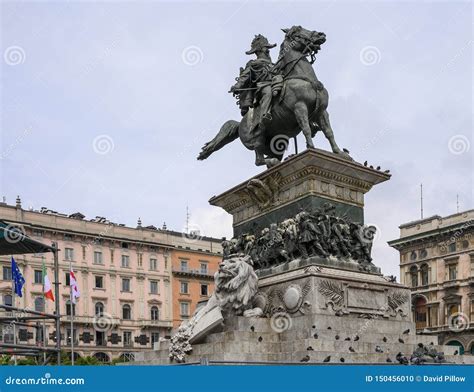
[[294, 102, 315, 149], [316, 110, 342, 154]]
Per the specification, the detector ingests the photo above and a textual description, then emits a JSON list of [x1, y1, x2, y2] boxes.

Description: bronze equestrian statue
[[197, 26, 350, 168]]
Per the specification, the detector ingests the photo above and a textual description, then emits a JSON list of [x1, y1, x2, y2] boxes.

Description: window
[[200, 262, 208, 275], [180, 302, 189, 317], [66, 300, 76, 316], [420, 264, 429, 286], [3, 267, 12, 281], [94, 251, 103, 265], [180, 260, 188, 272], [65, 248, 74, 261], [448, 242, 456, 253], [151, 306, 159, 321], [462, 240, 469, 249], [122, 278, 131, 292], [65, 272, 70, 286], [33, 229, 43, 237], [66, 328, 77, 345], [151, 332, 160, 346], [121, 255, 130, 268], [122, 304, 131, 320], [3, 295, 12, 307], [123, 331, 132, 347], [150, 281, 158, 294], [95, 276, 104, 289], [34, 297, 45, 312], [64, 233, 73, 241], [95, 302, 104, 316], [201, 284, 208, 296], [420, 249, 428, 259], [448, 264, 457, 280], [34, 270, 42, 284], [410, 266, 418, 287], [180, 281, 189, 294], [410, 251, 417, 261], [96, 330, 106, 346], [149, 258, 158, 271], [121, 242, 129, 249]]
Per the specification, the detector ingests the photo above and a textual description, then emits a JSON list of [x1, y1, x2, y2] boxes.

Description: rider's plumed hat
[[246, 34, 276, 55]]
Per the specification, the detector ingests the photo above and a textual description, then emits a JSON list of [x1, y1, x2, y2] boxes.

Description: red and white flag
[[43, 261, 54, 302], [70, 269, 80, 304]]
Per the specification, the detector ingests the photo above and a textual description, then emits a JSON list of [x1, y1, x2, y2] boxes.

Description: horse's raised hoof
[[265, 158, 280, 168]]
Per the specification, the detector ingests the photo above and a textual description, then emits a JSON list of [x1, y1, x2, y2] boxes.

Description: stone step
[[278, 328, 435, 345]]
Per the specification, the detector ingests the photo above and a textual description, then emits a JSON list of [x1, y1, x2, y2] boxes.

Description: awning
[[0, 221, 54, 255]]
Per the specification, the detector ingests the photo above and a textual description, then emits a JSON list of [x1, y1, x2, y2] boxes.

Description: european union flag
[[11, 257, 25, 297]]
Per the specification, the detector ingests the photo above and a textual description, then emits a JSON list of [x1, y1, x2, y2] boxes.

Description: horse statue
[[197, 26, 351, 168]]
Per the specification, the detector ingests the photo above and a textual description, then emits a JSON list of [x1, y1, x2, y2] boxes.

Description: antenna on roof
[[420, 184, 423, 219], [186, 205, 190, 234]]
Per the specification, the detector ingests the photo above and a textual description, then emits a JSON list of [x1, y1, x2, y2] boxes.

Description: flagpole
[[41, 256, 46, 364], [11, 257, 17, 366], [69, 260, 74, 366]]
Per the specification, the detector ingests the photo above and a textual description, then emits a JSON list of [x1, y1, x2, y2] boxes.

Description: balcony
[[139, 319, 173, 329], [61, 315, 120, 327], [172, 269, 214, 280]]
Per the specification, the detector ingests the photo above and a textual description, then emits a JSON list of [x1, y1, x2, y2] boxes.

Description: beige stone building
[[0, 198, 222, 362], [388, 209, 474, 355]]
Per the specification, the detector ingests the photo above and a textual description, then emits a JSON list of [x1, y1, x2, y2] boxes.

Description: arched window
[[3, 294, 12, 307], [93, 352, 110, 363], [151, 306, 159, 321], [66, 300, 76, 316], [420, 249, 427, 258], [410, 266, 418, 287], [34, 297, 45, 312], [95, 302, 104, 317], [122, 304, 131, 320], [420, 264, 429, 286], [410, 251, 417, 261]]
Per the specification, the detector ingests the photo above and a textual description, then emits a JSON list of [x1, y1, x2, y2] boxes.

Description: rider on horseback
[[230, 35, 276, 129]]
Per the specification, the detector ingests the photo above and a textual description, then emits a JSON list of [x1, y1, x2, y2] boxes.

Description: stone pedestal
[[209, 148, 390, 237], [129, 149, 473, 365]]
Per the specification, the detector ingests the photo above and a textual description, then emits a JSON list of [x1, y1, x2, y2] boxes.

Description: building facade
[[0, 198, 222, 362], [171, 248, 220, 328], [388, 210, 474, 355]]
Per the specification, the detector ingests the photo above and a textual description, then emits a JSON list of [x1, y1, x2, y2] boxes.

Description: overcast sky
[[1, 0, 472, 277]]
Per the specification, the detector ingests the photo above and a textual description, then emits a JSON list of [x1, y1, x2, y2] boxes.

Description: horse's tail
[[197, 120, 240, 160]]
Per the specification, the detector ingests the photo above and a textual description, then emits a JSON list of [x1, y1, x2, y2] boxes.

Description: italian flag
[[70, 269, 80, 304], [43, 262, 54, 302]]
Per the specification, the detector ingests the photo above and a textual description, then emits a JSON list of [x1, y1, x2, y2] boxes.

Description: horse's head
[[281, 25, 326, 56]]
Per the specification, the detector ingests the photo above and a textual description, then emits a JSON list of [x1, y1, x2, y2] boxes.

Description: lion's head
[[214, 254, 259, 314]]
